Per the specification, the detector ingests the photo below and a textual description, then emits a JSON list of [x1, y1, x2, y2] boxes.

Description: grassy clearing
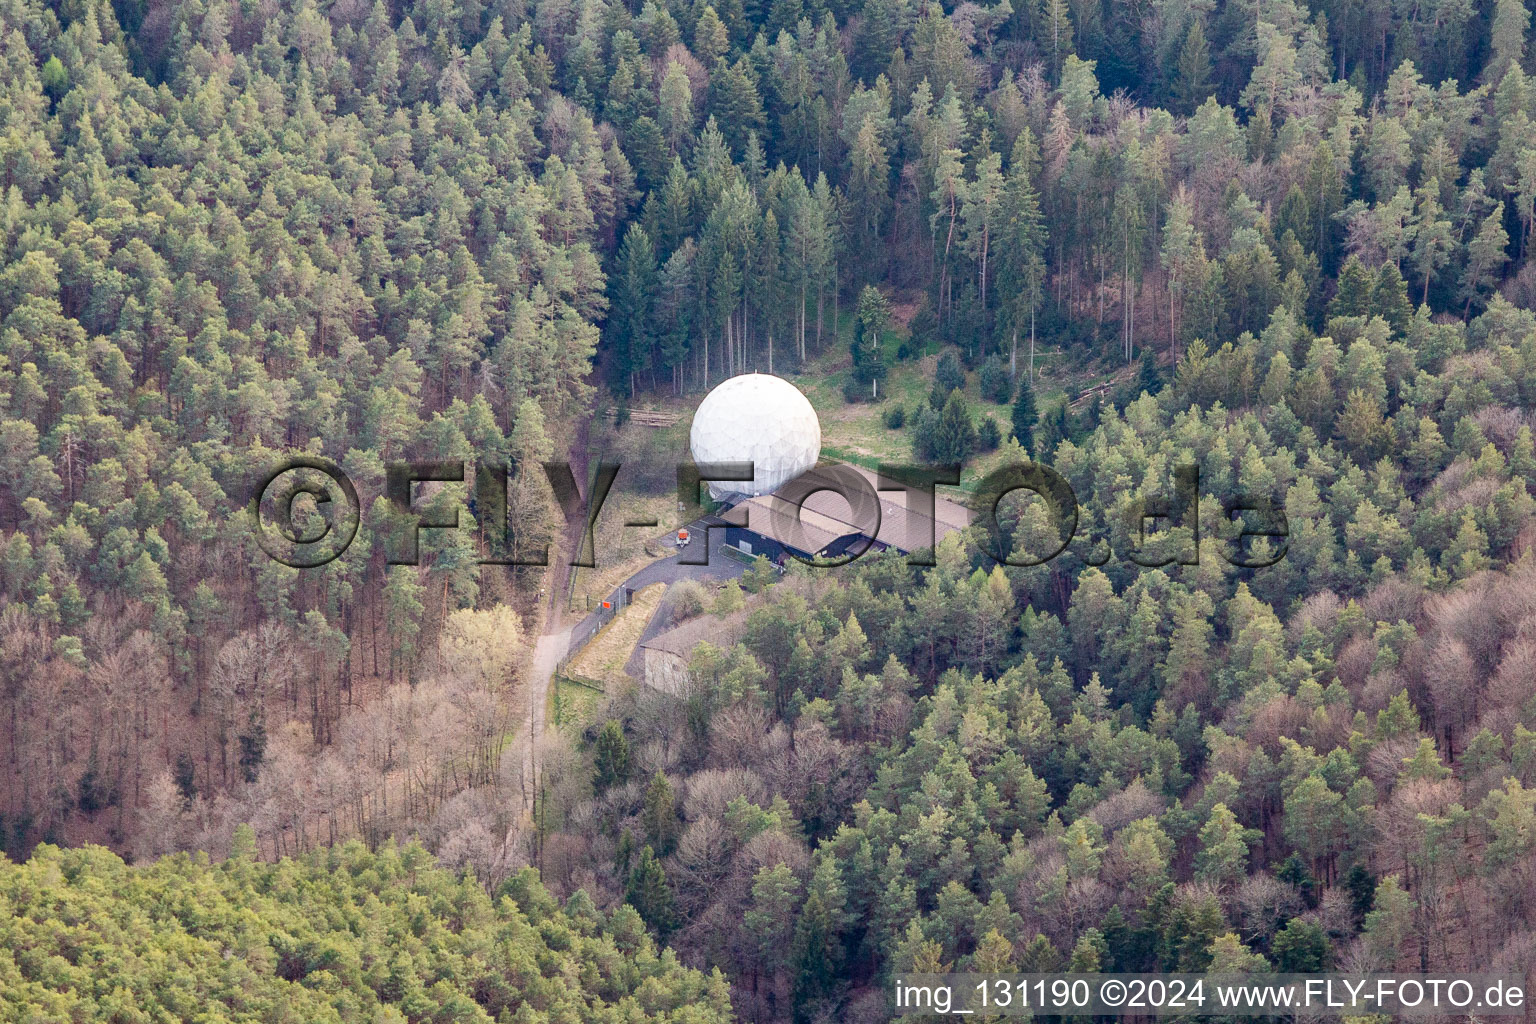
[[586, 294, 1099, 505], [565, 582, 666, 687], [549, 675, 606, 731], [799, 351, 1038, 491], [570, 489, 675, 609]]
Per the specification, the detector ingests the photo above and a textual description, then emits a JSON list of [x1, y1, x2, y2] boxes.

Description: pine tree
[[930, 131, 969, 322], [1329, 255, 1376, 320], [1040, 0, 1074, 79], [612, 224, 659, 395], [1161, 186, 1201, 363], [1171, 18, 1212, 114], [1411, 180, 1454, 306], [791, 857, 847, 1015], [1234, 22, 1296, 132], [849, 285, 891, 400], [626, 845, 679, 936], [593, 720, 630, 790], [1011, 376, 1038, 449], [1491, 0, 1531, 81], [642, 771, 680, 853], [998, 128, 1047, 378], [1193, 804, 1256, 888], [1371, 262, 1413, 333], [1460, 202, 1510, 315], [961, 148, 1005, 308], [745, 862, 804, 981]]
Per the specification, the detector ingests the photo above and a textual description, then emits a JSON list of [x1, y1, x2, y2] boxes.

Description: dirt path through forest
[[515, 625, 569, 812], [506, 417, 592, 859]]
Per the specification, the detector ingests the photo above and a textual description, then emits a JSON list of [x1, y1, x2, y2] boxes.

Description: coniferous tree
[[594, 720, 631, 791], [1329, 256, 1377, 320], [626, 845, 680, 936], [998, 128, 1047, 378], [612, 225, 660, 395], [1011, 376, 1038, 449], [643, 771, 681, 854], [849, 285, 891, 401], [1171, 18, 1213, 114], [1411, 181, 1455, 306], [1461, 202, 1511, 315], [1040, 0, 1074, 79], [1370, 262, 1413, 332], [1490, 0, 1531, 81]]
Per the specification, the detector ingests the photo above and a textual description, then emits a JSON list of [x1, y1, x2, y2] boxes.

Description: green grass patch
[[550, 674, 606, 731]]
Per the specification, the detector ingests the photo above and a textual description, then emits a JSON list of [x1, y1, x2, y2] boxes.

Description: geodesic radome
[[689, 373, 822, 500]]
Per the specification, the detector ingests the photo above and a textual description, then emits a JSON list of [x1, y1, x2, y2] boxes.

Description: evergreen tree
[[1491, 0, 1531, 81], [626, 845, 680, 936], [1271, 919, 1331, 972], [791, 858, 847, 1018], [935, 350, 967, 397], [998, 128, 1048, 379], [913, 389, 979, 463], [1037, 398, 1070, 454], [708, 58, 766, 155], [1136, 346, 1163, 396], [1040, 0, 1075, 79], [659, 62, 695, 151], [1461, 202, 1511, 315], [694, 5, 730, 63], [1329, 256, 1376, 320], [612, 224, 660, 395], [594, 720, 631, 791], [849, 285, 892, 401], [1171, 18, 1213, 114], [847, 118, 892, 274], [1371, 262, 1413, 333], [1411, 180, 1455, 306], [1011, 376, 1038, 449], [1162, 186, 1202, 362]]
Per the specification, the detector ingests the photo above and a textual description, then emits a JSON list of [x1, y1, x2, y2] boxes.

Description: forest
[[1, 0, 1536, 1017]]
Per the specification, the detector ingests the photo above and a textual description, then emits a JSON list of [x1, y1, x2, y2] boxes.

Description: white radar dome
[[689, 373, 822, 500]]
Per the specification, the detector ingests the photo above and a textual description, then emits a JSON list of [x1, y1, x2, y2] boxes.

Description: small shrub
[[978, 416, 1002, 450], [883, 404, 906, 429], [665, 580, 706, 625]]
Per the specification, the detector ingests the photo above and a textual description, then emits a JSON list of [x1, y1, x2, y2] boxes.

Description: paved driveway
[[567, 517, 751, 652]]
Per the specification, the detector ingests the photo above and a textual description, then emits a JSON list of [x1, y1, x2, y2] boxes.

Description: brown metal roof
[[738, 494, 851, 553], [734, 463, 972, 555]]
